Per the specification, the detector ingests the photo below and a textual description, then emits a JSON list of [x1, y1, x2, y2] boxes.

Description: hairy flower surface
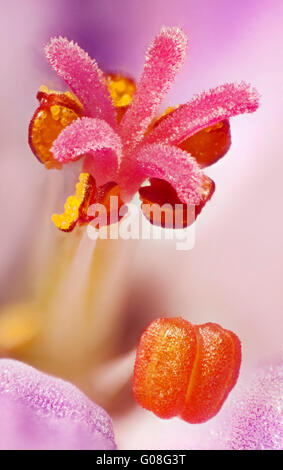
[[0, 359, 116, 450], [29, 27, 259, 232], [211, 364, 283, 450], [133, 317, 241, 423]]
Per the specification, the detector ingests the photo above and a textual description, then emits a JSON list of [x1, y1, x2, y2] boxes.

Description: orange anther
[[133, 317, 241, 423], [29, 87, 84, 169]]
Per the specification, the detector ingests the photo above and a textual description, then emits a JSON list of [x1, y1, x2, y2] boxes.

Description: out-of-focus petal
[[120, 143, 203, 204], [120, 27, 188, 153], [45, 37, 117, 127], [52, 117, 122, 185], [212, 364, 283, 450], [144, 82, 259, 146], [0, 359, 116, 450]]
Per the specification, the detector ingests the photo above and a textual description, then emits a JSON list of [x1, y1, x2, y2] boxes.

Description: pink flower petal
[[0, 359, 116, 450], [52, 117, 122, 185], [119, 143, 203, 204], [211, 364, 283, 450], [120, 27, 188, 153], [45, 37, 117, 127], [144, 82, 260, 146]]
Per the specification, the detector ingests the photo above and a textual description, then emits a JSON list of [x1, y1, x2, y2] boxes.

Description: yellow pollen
[[105, 73, 136, 122], [52, 173, 96, 232], [106, 73, 136, 108]]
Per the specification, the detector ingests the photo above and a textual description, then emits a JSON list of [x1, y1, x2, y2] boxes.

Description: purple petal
[[212, 364, 283, 450], [144, 82, 259, 146], [120, 27, 188, 154], [0, 359, 116, 450], [45, 37, 117, 127]]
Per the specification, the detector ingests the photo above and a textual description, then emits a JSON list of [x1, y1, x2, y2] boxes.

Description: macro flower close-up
[[0, 0, 282, 453], [29, 27, 258, 232]]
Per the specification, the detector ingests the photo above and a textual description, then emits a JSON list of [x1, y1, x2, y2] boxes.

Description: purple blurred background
[[0, 0, 282, 449]]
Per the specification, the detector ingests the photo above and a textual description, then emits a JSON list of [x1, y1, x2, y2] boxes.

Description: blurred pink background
[[0, 0, 282, 449]]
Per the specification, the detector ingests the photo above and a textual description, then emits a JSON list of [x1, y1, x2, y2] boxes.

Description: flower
[[0, 359, 116, 450], [133, 317, 241, 423], [0, 0, 280, 451], [29, 27, 259, 232]]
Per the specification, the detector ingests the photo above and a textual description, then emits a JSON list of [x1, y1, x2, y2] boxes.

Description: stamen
[[88, 182, 125, 227], [195, 175, 215, 217], [139, 175, 214, 228], [133, 317, 241, 423], [52, 173, 96, 232], [178, 119, 231, 167], [105, 73, 136, 123], [139, 178, 191, 228], [29, 87, 84, 169]]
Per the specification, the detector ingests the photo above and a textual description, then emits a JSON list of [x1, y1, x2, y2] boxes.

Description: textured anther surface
[[29, 89, 83, 169], [52, 172, 96, 232], [133, 318, 241, 423], [178, 119, 231, 167], [195, 175, 216, 218], [105, 73, 136, 122], [181, 323, 241, 423], [133, 318, 197, 419], [139, 174, 215, 228]]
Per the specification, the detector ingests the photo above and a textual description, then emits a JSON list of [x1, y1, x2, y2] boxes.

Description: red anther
[[139, 175, 215, 228]]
